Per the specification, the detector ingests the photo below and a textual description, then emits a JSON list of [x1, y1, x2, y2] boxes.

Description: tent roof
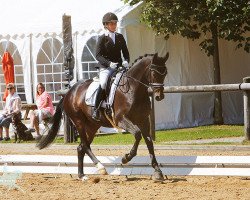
[[0, 0, 128, 37], [116, 1, 143, 27]]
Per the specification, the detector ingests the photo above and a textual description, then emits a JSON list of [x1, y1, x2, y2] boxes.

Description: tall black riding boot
[[92, 86, 104, 121]]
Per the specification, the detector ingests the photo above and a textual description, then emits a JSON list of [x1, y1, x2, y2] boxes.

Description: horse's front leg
[[122, 132, 141, 164], [141, 121, 164, 182], [118, 117, 142, 164]]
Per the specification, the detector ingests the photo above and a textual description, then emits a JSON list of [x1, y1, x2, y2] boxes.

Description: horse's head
[[149, 52, 169, 101]]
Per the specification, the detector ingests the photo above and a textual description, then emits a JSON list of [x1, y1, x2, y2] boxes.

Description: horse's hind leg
[[117, 117, 142, 164], [78, 142, 107, 180], [84, 124, 108, 175], [77, 144, 86, 179], [76, 123, 108, 178], [79, 142, 108, 175], [76, 125, 92, 180]]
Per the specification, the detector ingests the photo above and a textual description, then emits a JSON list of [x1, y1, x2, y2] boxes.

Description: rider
[[92, 12, 130, 121]]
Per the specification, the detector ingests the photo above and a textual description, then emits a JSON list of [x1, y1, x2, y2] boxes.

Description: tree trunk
[[62, 14, 77, 142], [211, 23, 224, 125]]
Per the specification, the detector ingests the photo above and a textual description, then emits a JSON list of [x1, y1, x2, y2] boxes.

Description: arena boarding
[[1, 155, 250, 177]]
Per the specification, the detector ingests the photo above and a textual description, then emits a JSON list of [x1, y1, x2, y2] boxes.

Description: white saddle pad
[[85, 72, 123, 107]]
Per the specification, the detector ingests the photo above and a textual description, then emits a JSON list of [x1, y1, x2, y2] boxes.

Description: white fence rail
[[149, 79, 250, 141], [1, 155, 250, 176]]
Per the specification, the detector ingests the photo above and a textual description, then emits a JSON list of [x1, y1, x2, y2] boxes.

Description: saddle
[[85, 70, 124, 108]]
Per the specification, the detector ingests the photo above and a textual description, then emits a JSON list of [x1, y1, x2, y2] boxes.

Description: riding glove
[[122, 61, 129, 68], [110, 62, 118, 69]]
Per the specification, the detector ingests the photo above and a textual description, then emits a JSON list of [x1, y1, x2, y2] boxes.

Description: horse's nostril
[[155, 93, 164, 101], [155, 95, 161, 101]]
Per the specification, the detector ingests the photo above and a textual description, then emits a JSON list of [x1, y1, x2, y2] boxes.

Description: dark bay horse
[[37, 52, 169, 182]]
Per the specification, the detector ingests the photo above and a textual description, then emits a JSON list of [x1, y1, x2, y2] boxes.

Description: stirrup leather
[[92, 109, 100, 121]]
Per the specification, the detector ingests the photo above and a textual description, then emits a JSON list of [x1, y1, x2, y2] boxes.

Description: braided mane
[[131, 53, 154, 66]]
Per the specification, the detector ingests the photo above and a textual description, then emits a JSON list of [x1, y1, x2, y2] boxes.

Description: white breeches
[[99, 67, 116, 89]]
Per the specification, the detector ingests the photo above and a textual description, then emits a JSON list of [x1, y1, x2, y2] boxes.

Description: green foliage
[[125, 0, 250, 56]]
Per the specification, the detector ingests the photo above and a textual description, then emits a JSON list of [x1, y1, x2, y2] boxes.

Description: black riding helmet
[[102, 12, 118, 25]]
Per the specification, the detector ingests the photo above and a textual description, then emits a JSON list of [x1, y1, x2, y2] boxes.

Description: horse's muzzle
[[154, 87, 164, 101]]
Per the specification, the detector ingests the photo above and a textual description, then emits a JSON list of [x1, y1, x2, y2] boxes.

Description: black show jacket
[[95, 32, 130, 69]]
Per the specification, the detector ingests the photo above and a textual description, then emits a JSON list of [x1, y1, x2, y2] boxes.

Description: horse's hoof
[[121, 157, 128, 164], [121, 154, 129, 164], [96, 162, 108, 175], [152, 170, 164, 183], [98, 168, 108, 175], [79, 175, 89, 181]]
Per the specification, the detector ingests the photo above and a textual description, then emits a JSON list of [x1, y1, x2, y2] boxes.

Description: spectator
[[0, 83, 21, 141], [26, 83, 55, 138]]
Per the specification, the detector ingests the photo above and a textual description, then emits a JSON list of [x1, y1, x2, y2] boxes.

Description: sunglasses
[[7, 87, 14, 90]]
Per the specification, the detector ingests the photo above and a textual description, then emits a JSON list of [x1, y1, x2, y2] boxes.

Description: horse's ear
[[164, 52, 169, 62], [152, 53, 158, 62]]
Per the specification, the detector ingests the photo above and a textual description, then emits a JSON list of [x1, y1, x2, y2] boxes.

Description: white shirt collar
[[104, 30, 116, 36], [105, 30, 116, 44]]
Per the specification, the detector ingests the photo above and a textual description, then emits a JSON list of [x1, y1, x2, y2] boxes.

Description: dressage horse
[[37, 52, 169, 182]]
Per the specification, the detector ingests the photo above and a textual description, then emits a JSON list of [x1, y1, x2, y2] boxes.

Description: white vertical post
[[149, 93, 155, 141], [243, 77, 250, 140]]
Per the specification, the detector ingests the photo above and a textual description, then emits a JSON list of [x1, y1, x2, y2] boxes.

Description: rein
[[126, 73, 150, 88], [126, 61, 166, 88], [112, 66, 150, 94], [112, 65, 151, 91], [113, 60, 166, 94]]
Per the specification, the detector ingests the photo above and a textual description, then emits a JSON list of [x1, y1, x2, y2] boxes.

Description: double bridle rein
[[114, 60, 167, 94], [128, 61, 167, 88]]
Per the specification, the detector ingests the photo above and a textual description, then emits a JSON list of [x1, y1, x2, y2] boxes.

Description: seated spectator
[[0, 83, 21, 141], [26, 83, 55, 138]]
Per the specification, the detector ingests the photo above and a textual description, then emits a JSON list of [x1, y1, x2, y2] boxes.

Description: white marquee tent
[[0, 0, 249, 130], [0, 0, 127, 103]]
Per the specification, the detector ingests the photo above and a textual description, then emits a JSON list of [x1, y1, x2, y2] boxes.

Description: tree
[[125, 0, 250, 124]]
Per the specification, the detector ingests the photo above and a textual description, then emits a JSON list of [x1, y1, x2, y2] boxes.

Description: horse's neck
[[128, 58, 150, 84], [119, 58, 151, 96]]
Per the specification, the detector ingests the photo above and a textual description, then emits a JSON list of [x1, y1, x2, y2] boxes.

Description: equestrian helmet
[[102, 12, 118, 25]]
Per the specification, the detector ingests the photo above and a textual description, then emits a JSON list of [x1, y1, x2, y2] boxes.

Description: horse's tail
[[37, 98, 64, 149]]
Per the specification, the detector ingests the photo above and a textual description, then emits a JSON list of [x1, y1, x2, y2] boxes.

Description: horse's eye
[[160, 67, 166, 73]]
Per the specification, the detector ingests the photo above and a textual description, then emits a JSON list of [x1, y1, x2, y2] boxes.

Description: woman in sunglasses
[[0, 83, 21, 141]]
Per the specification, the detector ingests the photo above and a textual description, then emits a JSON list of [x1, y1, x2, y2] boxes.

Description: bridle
[[117, 60, 167, 93], [148, 62, 167, 88], [149, 63, 168, 76]]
